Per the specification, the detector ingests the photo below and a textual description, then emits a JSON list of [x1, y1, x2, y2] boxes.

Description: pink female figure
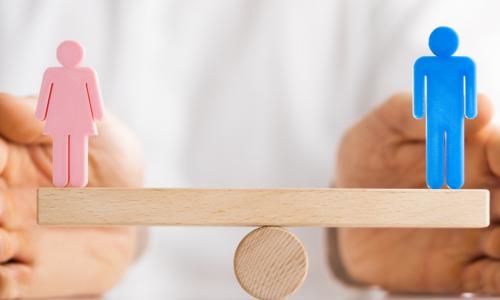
[[35, 40, 104, 187]]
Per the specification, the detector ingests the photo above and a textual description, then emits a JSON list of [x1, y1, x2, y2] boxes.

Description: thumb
[[0, 93, 49, 144]]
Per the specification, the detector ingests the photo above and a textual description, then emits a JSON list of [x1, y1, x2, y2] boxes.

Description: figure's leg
[[52, 135, 69, 187], [426, 120, 445, 189], [446, 118, 464, 189], [69, 135, 89, 187]]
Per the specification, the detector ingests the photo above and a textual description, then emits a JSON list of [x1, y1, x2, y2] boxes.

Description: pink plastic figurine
[[35, 40, 105, 187]]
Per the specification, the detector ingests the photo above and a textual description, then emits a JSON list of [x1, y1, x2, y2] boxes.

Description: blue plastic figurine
[[413, 26, 476, 189]]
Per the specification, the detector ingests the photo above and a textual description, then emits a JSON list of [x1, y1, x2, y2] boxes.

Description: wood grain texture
[[37, 188, 490, 227], [234, 227, 307, 300]]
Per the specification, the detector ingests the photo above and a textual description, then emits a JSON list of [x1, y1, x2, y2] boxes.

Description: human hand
[[0, 93, 144, 298], [331, 92, 500, 294]]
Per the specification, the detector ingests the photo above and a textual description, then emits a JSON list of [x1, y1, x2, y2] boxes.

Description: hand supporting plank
[[0, 93, 144, 298], [334, 92, 500, 294]]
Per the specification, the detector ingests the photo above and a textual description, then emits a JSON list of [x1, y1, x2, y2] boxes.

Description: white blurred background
[[1, 0, 500, 299]]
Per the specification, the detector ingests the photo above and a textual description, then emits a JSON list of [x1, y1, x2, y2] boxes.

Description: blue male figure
[[414, 26, 476, 189]]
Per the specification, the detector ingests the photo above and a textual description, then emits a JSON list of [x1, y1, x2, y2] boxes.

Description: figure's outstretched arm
[[85, 69, 105, 120], [413, 58, 426, 119], [35, 69, 53, 121], [464, 58, 477, 119]]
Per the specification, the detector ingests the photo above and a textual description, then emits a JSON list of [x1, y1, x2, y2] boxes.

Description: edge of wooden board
[[37, 188, 490, 228]]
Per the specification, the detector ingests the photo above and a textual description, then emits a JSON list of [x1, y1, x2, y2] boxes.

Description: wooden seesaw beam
[[37, 188, 490, 228]]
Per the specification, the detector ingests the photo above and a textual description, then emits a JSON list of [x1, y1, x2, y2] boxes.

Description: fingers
[[0, 189, 37, 230], [480, 227, 500, 259], [0, 229, 22, 263], [461, 258, 500, 294], [374, 92, 493, 140], [0, 137, 8, 176], [485, 127, 500, 179], [467, 94, 494, 136], [0, 93, 50, 145], [0, 191, 34, 263], [0, 228, 32, 272], [0, 263, 32, 299], [488, 189, 500, 222], [375, 92, 425, 140]]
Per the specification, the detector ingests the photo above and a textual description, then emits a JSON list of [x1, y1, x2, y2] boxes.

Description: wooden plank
[[37, 188, 490, 228]]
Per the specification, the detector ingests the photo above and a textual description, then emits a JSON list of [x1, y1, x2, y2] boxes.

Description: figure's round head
[[429, 26, 459, 57], [57, 40, 85, 67]]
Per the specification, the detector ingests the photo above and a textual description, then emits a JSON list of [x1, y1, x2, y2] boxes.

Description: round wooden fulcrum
[[233, 226, 308, 300]]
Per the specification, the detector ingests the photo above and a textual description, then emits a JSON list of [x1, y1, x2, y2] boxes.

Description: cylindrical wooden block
[[234, 227, 308, 300]]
